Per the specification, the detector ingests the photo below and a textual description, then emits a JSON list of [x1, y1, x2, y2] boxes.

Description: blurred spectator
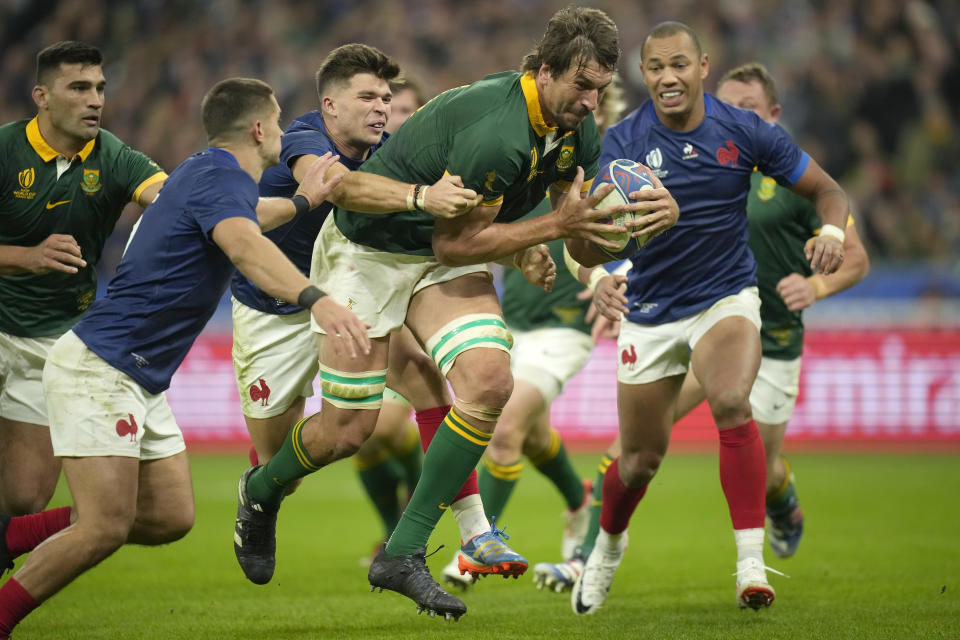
[[2, 0, 957, 272]]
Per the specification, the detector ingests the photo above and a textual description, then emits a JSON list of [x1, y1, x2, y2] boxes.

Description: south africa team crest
[[81, 169, 102, 194], [758, 176, 777, 202], [556, 145, 575, 171]]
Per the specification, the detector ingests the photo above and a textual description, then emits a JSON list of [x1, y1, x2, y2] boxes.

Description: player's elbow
[[432, 241, 473, 267]]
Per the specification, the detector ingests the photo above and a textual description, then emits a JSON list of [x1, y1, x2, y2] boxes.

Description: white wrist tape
[[819, 223, 845, 243], [587, 267, 609, 292]]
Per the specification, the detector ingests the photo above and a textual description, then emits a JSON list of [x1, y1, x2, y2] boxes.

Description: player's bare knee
[[707, 388, 752, 427], [619, 449, 664, 488], [462, 362, 513, 416], [2, 487, 55, 517], [487, 430, 523, 463], [329, 415, 378, 459]]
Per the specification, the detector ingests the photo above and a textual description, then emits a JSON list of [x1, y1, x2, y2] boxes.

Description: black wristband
[[297, 285, 326, 310], [291, 194, 310, 215], [412, 184, 424, 211]]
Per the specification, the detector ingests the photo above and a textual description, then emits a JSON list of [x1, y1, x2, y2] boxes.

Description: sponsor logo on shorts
[[621, 345, 637, 368], [116, 413, 139, 442], [131, 352, 149, 367], [346, 297, 357, 310], [438, 503, 449, 511], [249, 378, 271, 406]]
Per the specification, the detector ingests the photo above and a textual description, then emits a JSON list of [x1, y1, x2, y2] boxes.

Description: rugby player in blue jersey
[[565, 22, 849, 614], [0, 78, 363, 637]]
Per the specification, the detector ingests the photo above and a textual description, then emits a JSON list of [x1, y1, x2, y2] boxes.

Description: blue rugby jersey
[[73, 148, 258, 394], [600, 94, 809, 324], [230, 111, 384, 314]]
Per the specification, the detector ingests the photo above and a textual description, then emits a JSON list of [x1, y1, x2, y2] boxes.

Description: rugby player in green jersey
[[0, 41, 166, 516], [440, 79, 630, 590], [232, 6, 679, 620]]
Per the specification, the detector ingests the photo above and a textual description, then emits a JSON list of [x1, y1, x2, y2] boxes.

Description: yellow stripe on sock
[[483, 456, 523, 480], [530, 429, 562, 467], [767, 456, 793, 501], [399, 421, 420, 454], [291, 417, 320, 472], [598, 454, 613, 474], [353, 447, 391, 470], [445, 410, 491, 446]]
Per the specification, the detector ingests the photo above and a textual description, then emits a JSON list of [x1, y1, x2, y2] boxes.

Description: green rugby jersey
[[747, 170, 823, 360], [501, 198, 591, 335], [0, 118, 166, 337], [334, 71, 602, 255]]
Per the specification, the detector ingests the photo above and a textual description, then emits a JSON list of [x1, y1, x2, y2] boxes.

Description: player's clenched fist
[[311, 298, 371, 358], [423, 174, 481, 219], [30, 233, 86, 274], [517, 244, 556, 293]]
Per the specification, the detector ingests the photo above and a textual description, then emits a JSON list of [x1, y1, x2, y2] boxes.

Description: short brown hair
[[719, 62, 779, 108], [641, 21, 703, 60], [521, 6, 620, 78], [36, 41, 102, 85], [201, 78, 275, 143], [389, 75, 427, 109], [315, 44, 400, 99]]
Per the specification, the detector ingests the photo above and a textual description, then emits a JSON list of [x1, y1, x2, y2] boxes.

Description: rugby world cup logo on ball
[[590, 159, 656, 260]]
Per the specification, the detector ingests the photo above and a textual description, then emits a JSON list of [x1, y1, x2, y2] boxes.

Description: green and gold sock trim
[[767, 456, 794, 503], [598, 453, 614, 475], [443, 408, 492, 447], [398, 421, 420, 454], [290, 414, 321, 472], [353, 447, 391, 470], [482, 456, 524, 481], [529, 429, 562, 467]]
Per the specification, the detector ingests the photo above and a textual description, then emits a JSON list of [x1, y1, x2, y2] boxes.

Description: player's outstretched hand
[[294, 152, 343, 209], [776, 273, 817, 312], [424, 174, 481, 219], [805, 234, 844, 275], [517, 244, 556, 292], [625, 172, 679, 240], [28, 234, 86, 274], [553, 167, 626, 249], [311, 298, 371, 358], [591, 273, 629, 322]]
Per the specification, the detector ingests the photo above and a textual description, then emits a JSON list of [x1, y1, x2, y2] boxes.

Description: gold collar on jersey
[[26, 117, 96, 163]]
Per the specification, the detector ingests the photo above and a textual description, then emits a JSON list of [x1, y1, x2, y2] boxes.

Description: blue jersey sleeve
[[279, 128, 338, 168], [190, 170, 258, 238], [754, 120, 809, 186]]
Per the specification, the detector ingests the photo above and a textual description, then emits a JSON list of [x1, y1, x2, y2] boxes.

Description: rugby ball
[[590, 159, 656, 260]]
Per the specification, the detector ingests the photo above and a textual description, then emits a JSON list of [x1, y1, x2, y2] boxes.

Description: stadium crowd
[[1, 0, 958, 267]]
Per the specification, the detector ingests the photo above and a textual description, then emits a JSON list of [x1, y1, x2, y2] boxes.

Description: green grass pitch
[[17, 452, 959, 639]]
